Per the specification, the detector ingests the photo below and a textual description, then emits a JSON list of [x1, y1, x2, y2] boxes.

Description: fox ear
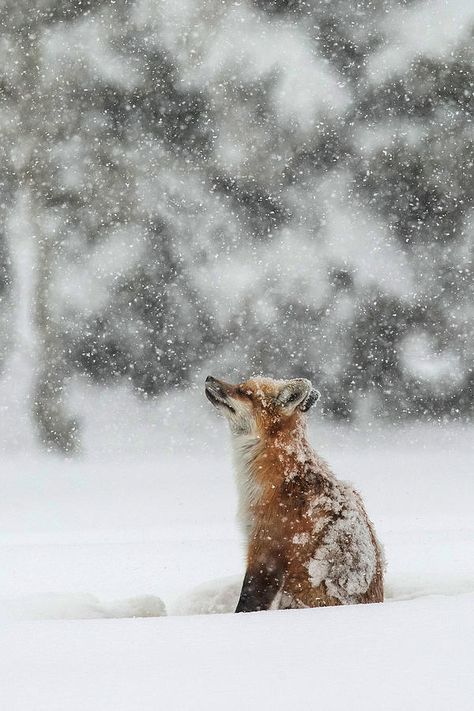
[[277, 379, 318, 412], [299, 387, 320, 412]]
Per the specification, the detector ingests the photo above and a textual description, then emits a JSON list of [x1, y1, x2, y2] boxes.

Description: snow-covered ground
[[1, 385, 473, 709]]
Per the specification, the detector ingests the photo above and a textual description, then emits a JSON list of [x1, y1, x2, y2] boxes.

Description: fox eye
[[237, 387, 252, 399]]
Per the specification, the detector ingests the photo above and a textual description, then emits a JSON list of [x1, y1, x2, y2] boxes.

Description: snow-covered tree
[[1, 0, 473, 454]]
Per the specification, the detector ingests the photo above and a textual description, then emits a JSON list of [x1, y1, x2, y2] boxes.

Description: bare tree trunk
[[28, 192, 79, 453], [16, 27, 80, 453]]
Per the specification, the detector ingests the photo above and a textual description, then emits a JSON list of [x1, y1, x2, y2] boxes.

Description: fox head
[[205, 375, 320, 436]]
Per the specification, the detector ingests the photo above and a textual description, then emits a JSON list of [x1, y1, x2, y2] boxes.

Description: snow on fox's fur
[[205, 375, 384, 612]]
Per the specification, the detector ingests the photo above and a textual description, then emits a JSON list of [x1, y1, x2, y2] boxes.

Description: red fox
[[205, 375, 384, 612]]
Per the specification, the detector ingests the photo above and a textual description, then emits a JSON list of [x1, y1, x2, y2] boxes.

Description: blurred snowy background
[[0, 3, 473, 709], [0, 0, 473, 453]]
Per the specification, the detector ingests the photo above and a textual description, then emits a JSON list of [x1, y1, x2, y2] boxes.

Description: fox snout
[[205, 375, 226, 395], [205, 376, 235, 411]]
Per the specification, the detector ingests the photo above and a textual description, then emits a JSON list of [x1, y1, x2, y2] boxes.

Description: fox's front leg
[[235, 544, 285, 613]]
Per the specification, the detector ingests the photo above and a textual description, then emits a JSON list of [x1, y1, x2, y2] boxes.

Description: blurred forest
[[0, 0, 473, 451]]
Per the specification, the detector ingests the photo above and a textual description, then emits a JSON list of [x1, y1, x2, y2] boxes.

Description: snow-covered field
[[1, 387, 473, 709]]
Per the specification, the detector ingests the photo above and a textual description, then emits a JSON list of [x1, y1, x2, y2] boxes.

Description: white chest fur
[[231, 433, 261, 542]]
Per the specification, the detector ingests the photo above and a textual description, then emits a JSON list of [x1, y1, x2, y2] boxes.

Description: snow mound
[[1, 593, 166, 621], [171, 576, 241, 616]]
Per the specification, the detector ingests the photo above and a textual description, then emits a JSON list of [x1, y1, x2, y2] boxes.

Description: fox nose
[[205, 376, 228, 398], [205, 375, 222, 392]]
